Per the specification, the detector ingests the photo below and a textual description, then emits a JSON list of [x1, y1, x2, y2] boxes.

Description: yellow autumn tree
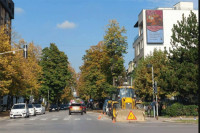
[[10, 40, 42, 100], [0, 25, 13, 96]]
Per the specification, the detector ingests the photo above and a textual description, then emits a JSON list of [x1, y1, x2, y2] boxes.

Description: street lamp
[[146, 64, 157, 119]]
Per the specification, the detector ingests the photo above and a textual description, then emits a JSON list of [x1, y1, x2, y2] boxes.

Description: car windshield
[[118, 88, 135, 98], [71, 104, 81, 106], [28, 104, 33, 108], [12, 104, 25, 109], [34, 104, 41, 108]]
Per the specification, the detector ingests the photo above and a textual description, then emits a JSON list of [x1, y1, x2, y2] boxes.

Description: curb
[[0, 116, 9, 121]]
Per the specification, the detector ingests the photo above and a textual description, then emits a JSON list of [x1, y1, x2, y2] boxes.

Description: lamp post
[[146, 64, 155, 118]]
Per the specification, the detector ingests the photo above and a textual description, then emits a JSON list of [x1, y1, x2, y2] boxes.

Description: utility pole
[[147, 64, 155, 118]]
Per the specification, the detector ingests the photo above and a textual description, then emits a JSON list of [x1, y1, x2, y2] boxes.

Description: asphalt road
[[0, 111, 198, 133]]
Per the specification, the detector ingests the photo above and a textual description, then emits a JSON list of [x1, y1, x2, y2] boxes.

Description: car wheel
[[10, 117, 12, 119], [85, 111, 86, 114], [81, 112, 83, 115], [69, 111, 71, 115]]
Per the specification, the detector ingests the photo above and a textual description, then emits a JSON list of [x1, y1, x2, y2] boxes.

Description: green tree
[[78, 42, 112, 101], [103, 20, 128, 85], [39, 43, 70, 104], [134, 50, 168, 101], [166, 11, 198, 104]]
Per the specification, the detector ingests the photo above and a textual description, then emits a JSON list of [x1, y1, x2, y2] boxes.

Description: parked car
[[66, 103, 70, 109], [59, 104, 68, 110], [10, 103, 29, 118], [28, 104, 36, 116], [69, 103, 83, 115], [81, 103, 86, 113], [49, 104, 59, 112], [33, 104, 45, 114]]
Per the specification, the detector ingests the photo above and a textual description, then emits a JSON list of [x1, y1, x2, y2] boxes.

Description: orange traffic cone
[[98, 115, 102, 120], [112, 118, 116, 123]]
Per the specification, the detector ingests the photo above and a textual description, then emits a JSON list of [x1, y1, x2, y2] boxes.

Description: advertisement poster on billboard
[[146, 10, 163, 44]]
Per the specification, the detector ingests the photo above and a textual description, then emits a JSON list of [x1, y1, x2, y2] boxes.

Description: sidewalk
[[0, 111, 9, 120], [145, 116, 198, 123]]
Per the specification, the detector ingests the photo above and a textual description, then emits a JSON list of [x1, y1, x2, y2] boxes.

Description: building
[[0, 0, 14, 28], [127, 61, 134, 86], [132, 2, 198, 66]]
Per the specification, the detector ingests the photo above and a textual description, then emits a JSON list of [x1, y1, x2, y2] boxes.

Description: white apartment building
[[133, 2, 198, 66]]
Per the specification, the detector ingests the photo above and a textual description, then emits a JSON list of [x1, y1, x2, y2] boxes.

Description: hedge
[[161, 103, 198, 116]]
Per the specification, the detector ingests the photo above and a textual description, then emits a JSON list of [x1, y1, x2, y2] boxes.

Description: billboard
[[146, 10, 163, 44]]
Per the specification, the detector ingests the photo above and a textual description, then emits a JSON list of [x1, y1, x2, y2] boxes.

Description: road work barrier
[[115, 109, 145, 122]]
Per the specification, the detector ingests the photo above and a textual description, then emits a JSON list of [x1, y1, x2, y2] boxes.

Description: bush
[[162, 103, 198, 116]]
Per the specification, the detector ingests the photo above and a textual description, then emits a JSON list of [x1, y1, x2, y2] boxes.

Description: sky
[[13, 0, 198, 72]]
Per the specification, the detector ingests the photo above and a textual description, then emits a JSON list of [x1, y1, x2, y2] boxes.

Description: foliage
[[0, 25, 12, 96], [162, 103, 198, 116], [0, 25, 42, 99], [133, 50, 168, 101], [103, 20, 128, 85], [78, 42, 113, 101], [61, 65, 76, 103], [165, 11, 198, 104], [39, 43, 71, 104]]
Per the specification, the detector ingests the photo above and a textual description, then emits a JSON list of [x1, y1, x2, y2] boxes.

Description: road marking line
[[75, 118, 80, 120], [29, 118, 37, 120], [86, 118, 92, 120], [64, 117, 70, 120], [40, 118, 47, 120], [52, 118, 58, 120]]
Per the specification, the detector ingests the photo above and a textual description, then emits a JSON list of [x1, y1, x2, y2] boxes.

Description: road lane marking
[[63, 115, 71, 120], [75, 118, 80, 120], [86, 118, 92, 120], [40, 118, 47, 120], [29, 118, 37, 120], [52, 118, 58, 120]]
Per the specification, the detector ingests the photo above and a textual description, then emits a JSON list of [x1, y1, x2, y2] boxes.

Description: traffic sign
[[127, 111, 137, 120]]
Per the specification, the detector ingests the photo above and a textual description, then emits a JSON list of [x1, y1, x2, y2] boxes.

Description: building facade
[[0, 0, 14, 27], [133, 2, 198, 66]]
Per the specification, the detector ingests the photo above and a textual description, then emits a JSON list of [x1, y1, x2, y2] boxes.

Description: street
[[0, 111, 197, 133]]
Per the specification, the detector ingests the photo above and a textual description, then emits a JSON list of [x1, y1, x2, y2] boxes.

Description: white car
[[10, 103, 29, 119], [33, 104, 45, 115], [28, 104, 36, 116]]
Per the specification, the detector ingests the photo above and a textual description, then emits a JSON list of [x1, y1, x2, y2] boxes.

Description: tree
[[166, 11, 198, 104], [39, 43, 70, 104], [0, 25, 12, 96], [78, 41, 113, 101], [134, 50, 168, 101], [61, 65, 76, 103], [103, 20, 128, 85], [7, 40, 42, 103]]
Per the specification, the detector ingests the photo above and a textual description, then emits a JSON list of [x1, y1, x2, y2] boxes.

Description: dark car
[[59, 104, 67, 110], [81, 103, 86, 113], [49, 104, 59, 112], [66, 103, 70, 109]]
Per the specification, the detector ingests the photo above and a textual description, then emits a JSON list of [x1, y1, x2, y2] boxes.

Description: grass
[[174, 119, 198, 124]]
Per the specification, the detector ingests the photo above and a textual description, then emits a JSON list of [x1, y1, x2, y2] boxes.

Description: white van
[[10, 103, 29, 118]]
